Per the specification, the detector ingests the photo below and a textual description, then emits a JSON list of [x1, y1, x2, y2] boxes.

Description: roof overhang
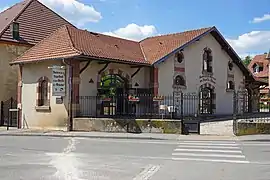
[[10, 54, 151, 67]]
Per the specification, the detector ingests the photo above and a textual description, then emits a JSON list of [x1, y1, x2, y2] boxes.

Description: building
[[10, 25, 263, 130], [248, 53, 270, 97], [0, 0, 72, 104]]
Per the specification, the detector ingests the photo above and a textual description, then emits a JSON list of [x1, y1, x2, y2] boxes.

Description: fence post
[[233, 91, 237, 135], [0, 101, 3, 126], [180, 92, 184, 134]]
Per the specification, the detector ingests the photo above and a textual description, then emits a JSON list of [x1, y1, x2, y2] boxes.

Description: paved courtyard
[[0, 134, 270, 179]]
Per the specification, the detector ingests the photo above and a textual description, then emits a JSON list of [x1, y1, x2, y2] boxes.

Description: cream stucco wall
[[157, 34, 245, 115], [79, 61, 151, 116], [21, 60, 69, 129], [80, 61, 150, 96], [22, 60, 151, 129], [0, 44, 30, 102]]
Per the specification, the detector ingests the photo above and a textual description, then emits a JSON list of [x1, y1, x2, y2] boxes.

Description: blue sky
[[1, 0, 270, 57]]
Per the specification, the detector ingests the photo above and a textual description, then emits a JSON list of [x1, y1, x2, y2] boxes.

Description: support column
[[153, 67, 159, 96], [71, 60, 80, 117], [17, 65, 22, 129]]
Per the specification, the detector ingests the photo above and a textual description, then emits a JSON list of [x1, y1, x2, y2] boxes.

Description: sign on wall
[[51, 65, 66, 96]]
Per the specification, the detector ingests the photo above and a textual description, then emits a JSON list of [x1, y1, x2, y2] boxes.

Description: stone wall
[[200, 120, 234, 136], [0, 44, 30, 102], [73, 118, 182, 134], [235, 121, 270, 136]]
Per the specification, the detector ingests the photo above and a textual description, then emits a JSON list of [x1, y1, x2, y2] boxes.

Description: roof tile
[[0, 0, 73, 44], [139, 27, 212, 63]]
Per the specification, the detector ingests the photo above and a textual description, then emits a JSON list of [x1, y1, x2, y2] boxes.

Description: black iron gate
[[0, 98, 18, 127]]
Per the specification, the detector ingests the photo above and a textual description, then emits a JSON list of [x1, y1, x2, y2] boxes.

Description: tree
[[242, 55, 252, 66]]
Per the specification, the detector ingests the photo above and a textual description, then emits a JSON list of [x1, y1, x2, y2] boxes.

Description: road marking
[[182, 140, 236, 144], [178, 142, 238, 146], [174, 148, 242, 153], [76, 138, 179, 145], [177, 145, 240, 149], [172, 153, 245, 158], [172, 157, 250, 164], [133, 164, 160, 180], [48, 138, 82, 180]]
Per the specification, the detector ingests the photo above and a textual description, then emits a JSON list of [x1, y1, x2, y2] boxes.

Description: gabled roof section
[[0, 0, 32, 36], [0, 0, 73, 45], [12, 25, 81, 63], [248, 54, 269, 78], [11, 25, 148, 64], [140, 27, 212, 64], [68, 27, 146, 64]]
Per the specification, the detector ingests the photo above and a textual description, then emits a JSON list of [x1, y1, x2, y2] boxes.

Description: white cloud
[[103, 23, 157, 41], [251, 14, 270, 23], [40, 0, 102, 27], [227, 31, 270, 58]]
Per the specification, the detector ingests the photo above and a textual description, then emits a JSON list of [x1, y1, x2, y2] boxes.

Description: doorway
[[98, 74, 128, 116], [199, 87, 215, 114]]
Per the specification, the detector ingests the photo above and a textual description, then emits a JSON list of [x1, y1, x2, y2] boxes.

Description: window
[[174, 75, 185, 86], [175, 52, 184, 63], [228, 62, 233, 71], [36, 77, 50, 108], [227, 81, 235, 90], [12, 22, 19, 40], [252, 63, 263, 73], [203, 48, 213, 73]]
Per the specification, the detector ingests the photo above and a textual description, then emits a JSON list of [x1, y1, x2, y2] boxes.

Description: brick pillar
[[17, 65, 22, 129], [71, 60, 80, 117], [153, 67, 159, 96]]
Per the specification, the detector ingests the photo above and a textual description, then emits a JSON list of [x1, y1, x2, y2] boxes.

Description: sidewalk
[[0, 128, 238, 140]]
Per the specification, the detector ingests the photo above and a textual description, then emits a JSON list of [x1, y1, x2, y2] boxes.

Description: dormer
[[252, 63, 263, 73], [10, 21, 19, 40]]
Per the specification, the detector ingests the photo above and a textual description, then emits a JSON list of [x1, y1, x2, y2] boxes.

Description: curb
[[0, 133, 173, 141]]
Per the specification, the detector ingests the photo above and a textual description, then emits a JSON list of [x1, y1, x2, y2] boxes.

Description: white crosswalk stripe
[[172, 140, 249, 164]]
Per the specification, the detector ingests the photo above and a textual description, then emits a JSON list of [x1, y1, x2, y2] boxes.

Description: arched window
[[36, 77, 50, 107], [227, 81, 235, 90], [174, 75, 185, 86], [203, 48, 213, 73], [175, 52, 184, 63]]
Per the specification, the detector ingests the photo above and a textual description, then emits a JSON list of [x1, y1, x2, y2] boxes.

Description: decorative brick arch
[[97, 68, 131, 88], [200, 83, 215, 90], [199, 83, 216, 114]]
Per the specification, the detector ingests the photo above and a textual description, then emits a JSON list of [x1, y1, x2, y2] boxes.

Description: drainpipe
[[62, 58, 73, 131]]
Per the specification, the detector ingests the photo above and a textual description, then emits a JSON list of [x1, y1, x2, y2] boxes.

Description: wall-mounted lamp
[[89, 78, 94, 84]]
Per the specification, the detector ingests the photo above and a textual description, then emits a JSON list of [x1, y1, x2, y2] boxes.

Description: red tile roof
[[248, 54, 269, 78], [140, 27, 212, 63], [12, 25, 148, 64], [12, 26, 214, 65], [0, 0, 73, 45]]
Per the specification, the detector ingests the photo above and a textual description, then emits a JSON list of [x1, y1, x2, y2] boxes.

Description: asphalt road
[[0, 135, 270, 180]]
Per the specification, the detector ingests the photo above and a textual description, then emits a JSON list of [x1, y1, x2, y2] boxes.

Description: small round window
[[228, 62, 233, 71], [175, 52, 184, 63]]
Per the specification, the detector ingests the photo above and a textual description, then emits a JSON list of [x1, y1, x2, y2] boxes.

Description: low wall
[[73, 118, 182, 134], [200, 120, 234, 136], [235, 121, 270, 136]]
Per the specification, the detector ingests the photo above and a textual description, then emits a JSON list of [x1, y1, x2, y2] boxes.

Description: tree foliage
[[242, 55, 252, 66]]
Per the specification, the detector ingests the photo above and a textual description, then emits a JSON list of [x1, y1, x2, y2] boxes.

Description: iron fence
[[233, 91, 270, 123], [77, 93, 201, 120], [0, 97, 18, 127]]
